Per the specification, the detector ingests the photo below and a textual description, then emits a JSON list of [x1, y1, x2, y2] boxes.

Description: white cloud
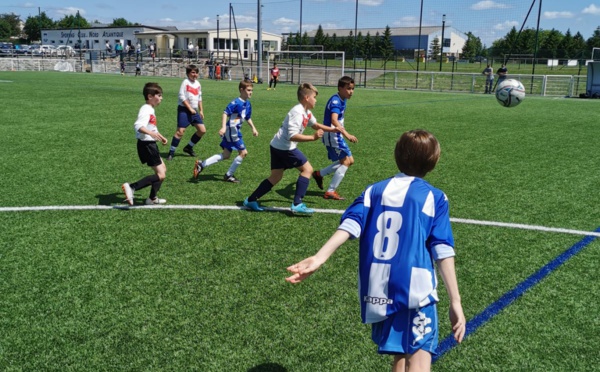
[[543, 11, 574, 19], [393, 16, 419, 27], [582, 4, 600, 15], [493, 20, 519, 31], [273, 17, 298, 27], [471, 1, 510, 10], [55, 7, 85, 16]]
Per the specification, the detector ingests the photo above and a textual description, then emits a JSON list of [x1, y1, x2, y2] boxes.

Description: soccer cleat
[[193, 159, 204, 179], [312, 170, 324, 190], [224, 174, 240, 183], [122, 183, 134, 206], [243, 197, 264, 211], [145, 197, 167, 205], [291, 203, 314, 215], [183, 145, 196, 157], [324, 191, 345, 200], [167, 152, 174, 161]]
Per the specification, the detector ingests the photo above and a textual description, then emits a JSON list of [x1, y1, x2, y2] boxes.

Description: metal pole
[[299, 0, 303, 44], [416, 0, 424, 88], [353, 0, 358, 71], [257, 0, 263, 80], [217, 15, 220, 60], [229, 4, 232, 68], [439, 14, 446, 72]]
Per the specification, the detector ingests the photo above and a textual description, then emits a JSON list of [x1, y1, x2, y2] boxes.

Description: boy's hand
[[154, 132, 168, 145], [346, 133, 358, 143], [189, 108, 197, 115], [313, 129, 324, 140], [449, 302, 466, 343], [286, 256, 324, 284], [252, 129, 259, 137], [218, 128, 226, 136]]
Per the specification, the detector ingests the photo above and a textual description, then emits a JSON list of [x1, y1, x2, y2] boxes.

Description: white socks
[[328, 165, 348, 192]]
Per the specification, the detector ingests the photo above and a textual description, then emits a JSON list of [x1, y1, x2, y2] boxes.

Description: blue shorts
[[270, 146, 307, 170], [371, 302, 439, 356], [220, 138, 246, 152], [177, 105, 204, 128], [326, 144, 352, 162]]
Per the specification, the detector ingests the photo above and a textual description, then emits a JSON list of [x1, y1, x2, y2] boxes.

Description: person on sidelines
[[267, 63, 280, 90], [167, 64, 206, 160], [482, 64, 494, 94], [122, 82, 168, 206], [194, 80, 258, 183], [243, 83, 338, 215], [286, 129, 466, 370], [312, 76, 358, 201], [496, 64, 508, 87]]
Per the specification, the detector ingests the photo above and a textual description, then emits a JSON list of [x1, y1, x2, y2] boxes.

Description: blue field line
[[433, 226, 600, 363]]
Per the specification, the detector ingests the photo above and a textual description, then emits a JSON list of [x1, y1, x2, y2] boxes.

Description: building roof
[[305, 26, 454, 37]]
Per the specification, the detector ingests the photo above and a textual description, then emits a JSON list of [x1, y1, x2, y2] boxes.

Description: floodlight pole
[[299, 0, 303, 44], [353, 0, 358, 72], [439, 14, 446, 72], [217, 14, 220, 60], [257, 0, 263, 81]]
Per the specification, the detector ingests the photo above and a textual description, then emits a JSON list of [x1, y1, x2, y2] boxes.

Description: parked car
[[0, 42, 14, 56], [56, 45, 74, 57], [14, 45, 31, 54], [30, 45, 58, 56]]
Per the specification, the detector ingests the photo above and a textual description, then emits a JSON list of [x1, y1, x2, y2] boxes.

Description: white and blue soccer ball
[[495, 79, 525, 108]]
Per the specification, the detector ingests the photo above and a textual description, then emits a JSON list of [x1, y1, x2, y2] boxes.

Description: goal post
[[265, 50, 345, 86]]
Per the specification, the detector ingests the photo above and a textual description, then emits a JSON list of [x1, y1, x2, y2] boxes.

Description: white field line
[[1, 204, 599, 238]]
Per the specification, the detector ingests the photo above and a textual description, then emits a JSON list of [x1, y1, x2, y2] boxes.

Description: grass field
[[1, 71, 599, 371]]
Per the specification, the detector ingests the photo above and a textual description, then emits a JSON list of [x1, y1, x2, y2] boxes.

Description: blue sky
[[3, 1, 599, 46]]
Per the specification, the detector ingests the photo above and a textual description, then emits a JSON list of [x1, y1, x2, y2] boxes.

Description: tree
[[429, 37, 441, 59], [110, 18, 135, 27], [379, 26, 394, 64], [461, 32, 483, 61], [540, 29, 563, 58], [313, 25, 325, 48], [363, 32, 373, 60], [586, 26, 600, 50], [23, 12, 55, 43], [56, 13, 90, 29], [558, 29, 573, 58], [572, 32, 587, 58], [301, 31, 309, 46], [0, 13, 22, 38], [0, 19, 12, 40]]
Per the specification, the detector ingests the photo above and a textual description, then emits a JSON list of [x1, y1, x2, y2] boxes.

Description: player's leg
[[184, 121, 206, 156], [291, 159, 314, 214], [324, 147, 353, 200], [169, 108, 192, 159], [225, 148, 246, 182], [146, 161, 167, 204]]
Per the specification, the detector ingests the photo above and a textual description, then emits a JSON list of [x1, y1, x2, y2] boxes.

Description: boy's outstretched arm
[[286, 229, 351, 284], [437, 257, 466, 343]]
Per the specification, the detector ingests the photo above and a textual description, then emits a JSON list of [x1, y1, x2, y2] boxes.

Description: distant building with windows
[[305, 26, 468, 59], [41, 25, 282, 60]]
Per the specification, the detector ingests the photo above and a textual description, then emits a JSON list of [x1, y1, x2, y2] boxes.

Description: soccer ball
[[495, 79, 525, 108]]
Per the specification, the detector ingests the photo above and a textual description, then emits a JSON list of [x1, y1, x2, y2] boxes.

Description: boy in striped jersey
[[193, 80, 258, 183], [287, 130, 465, 370]]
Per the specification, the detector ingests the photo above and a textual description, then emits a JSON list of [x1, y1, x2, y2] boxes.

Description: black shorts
[[270, 146, 307, 170], [137, 140, 162, 167]]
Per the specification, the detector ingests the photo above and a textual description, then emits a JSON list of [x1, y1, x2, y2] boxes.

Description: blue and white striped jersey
[[338, 173, 455, 324], [223, 97, 252, 143], [322, 93, 346, 148]]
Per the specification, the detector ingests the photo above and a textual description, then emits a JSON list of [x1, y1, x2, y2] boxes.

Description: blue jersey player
[[287, 129, 466, 370], [194, 80, 258, 183], [312, 76, 358, 200]]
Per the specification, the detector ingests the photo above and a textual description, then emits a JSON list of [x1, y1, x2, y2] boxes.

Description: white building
[[135, 27, 282, 61]]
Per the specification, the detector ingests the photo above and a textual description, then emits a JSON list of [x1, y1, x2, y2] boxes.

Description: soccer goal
[[265, 50, 345, 86]]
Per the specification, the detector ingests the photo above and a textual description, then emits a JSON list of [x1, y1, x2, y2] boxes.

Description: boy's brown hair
[[186, 64, 199, 75], [143, 82, 163, 100], [239, 80, 253, 91], [338, 76, 355, 88], [297, 82, 318, 101], [394, 129, 440, 178]]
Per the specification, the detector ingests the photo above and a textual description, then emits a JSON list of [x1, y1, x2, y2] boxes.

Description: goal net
[[265, 50, 345, 86]]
